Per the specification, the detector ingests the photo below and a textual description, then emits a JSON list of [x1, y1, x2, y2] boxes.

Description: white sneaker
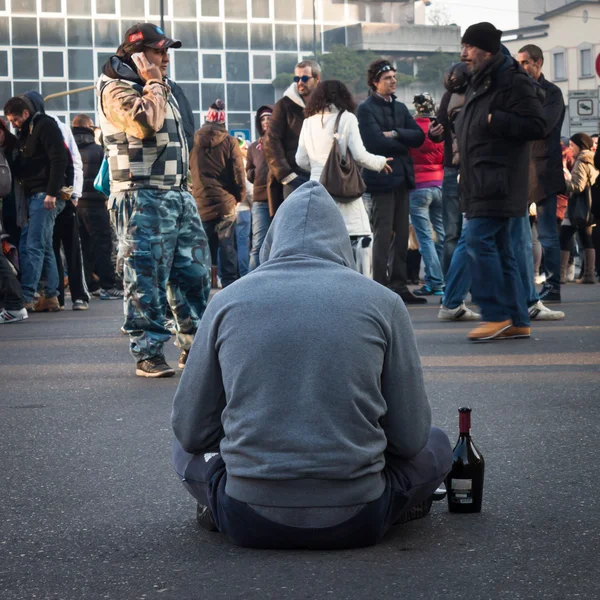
[[0, 307, 28, 324], [528, 300, 564, 320], [534, 273, 546, 285], [438, 302, 481, 321]]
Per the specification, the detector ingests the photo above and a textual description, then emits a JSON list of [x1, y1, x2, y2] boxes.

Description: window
[[0, 50, 8, 77], [174, 22, 198, 48], [13, 49, 39, 79], [42, 82, 68, 110], [174, 0, 196, 18], [275, 1, 297, 21], [12, 17, 39, 46], [68, 50, 94, 79], [252, 84, 274, 109], [12, 0, 37, 13], [69, 82, 95, 111], [43, 51, 65, 77], [252, 55, 272, 80], [40, 19, 66, 46], [553, 51, 566, 81], [121, 0, 145, 18], [67, 0, 91, 15], [225, 0, 247, 20], [13, 81, 39, 96], [227, 84, 250, 111], [96, 52, 113, 77], [275, 25, 298, 51], [225, 23, 248, 50], [250, 23, 273, 50], [0, 82, 12, 104], [202, 54, 222, 79], [226, 52, 250, 81], [200, 23, 223, 49], [175, 52, 199, 81], [201, 0, 220, 17], [42, 0, 62, 12], [579, 46, 593, 78], [95, 20, 120, 48], [95, 0, 115, 14], [148, 0, 169, 17], [68, 20, 93, 46], [178, 83, 200, 111], [202, 83, 225, 111], [252, 0, 270, 19]]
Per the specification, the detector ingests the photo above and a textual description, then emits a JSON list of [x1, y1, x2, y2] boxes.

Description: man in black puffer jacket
[[72, 114, 121, 300], [455, 23, 545, 342], [357, 60, 425, 305]]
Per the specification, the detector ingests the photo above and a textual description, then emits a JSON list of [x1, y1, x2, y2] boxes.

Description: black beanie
[[461, 22, 502, 55], [570, 132, 594, 151]]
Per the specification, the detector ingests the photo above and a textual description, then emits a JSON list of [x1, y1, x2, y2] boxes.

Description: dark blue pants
[[441, 167, 462, 276], [172, 427, 452, 550]]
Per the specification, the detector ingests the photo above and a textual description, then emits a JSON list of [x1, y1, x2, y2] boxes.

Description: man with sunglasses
[[358, 60, 426, 304], [264, 61, 321, 215]]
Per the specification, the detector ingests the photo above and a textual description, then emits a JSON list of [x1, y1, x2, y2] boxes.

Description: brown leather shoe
[[497, 325, 531, 340], [467, 320, 512, 341], [33, 296, 61, 312]]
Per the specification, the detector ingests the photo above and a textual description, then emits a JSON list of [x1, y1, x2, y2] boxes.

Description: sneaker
[[528, 300, 564, 321], [0, 308, 28, 324], [178, 349, 189, 369], [413, 285, 444, 297], [534, 273, 546, 285], [91, 289, 102, 298], [538, 284, 561, 304], [135, 356, 175, 378], [59, 305, 65, 311], [120, 326, 128, 335], [497, 325, 531, 340], [468, 320, 512, 342], [438, 302, 481, 321], [196, 503, 218, 532], [32, 295, 61, 312], [73, 300, 89, 311], [566, 264, 575, 282], [99, 287, 124, 300], [394, 497, 433, 524], [398, 290, 428, 304]]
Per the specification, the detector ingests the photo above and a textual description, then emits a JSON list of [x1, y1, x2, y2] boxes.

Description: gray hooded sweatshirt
[[171, 181, 431, 508]]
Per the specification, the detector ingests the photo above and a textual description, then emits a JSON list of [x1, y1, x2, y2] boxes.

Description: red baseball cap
[[123, 23, 182, 50]]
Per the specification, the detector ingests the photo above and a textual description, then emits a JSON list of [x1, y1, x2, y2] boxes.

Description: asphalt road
[[1, 284, 599, 600]]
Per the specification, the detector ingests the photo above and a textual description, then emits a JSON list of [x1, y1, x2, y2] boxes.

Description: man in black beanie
[[455, 22, 546, 341]]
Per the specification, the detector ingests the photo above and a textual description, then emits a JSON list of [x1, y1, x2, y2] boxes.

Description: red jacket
[[409, 117, 444, 186]]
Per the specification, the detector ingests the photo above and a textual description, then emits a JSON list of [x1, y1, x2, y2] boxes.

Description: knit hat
[[206, 99, 226, 123], [413, 93, 436, 117], [570, 132, 594, 151], [461, 22, 502, 55]]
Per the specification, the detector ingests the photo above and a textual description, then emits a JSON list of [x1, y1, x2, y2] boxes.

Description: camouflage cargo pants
[[110, 189, 211, 362]]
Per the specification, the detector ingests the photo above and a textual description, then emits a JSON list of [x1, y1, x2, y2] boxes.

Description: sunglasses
[[376, 64, 395, 77], [294, 75, 314, 83]]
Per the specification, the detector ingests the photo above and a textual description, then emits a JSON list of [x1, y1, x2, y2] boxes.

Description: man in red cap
[[97, 23, 211, 378]]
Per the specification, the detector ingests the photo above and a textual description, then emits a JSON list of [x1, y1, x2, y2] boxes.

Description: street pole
[[313, 0, 317, 60], [160, 0, 165, 32]]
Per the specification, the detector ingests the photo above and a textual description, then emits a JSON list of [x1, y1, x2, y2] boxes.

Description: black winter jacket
[[529, 74, 566, 203], [455, 53, 545, 219], [357, 94, 425, 192], [72, 127, 106, 206]]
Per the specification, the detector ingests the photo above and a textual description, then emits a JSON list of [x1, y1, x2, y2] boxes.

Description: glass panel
[[225, 23, 248, 50], [68, 49, 93, 80], [252, 84, 274, 110], [96, 0, 115, 13], [174, 51, 199, 81], [201, 83, 225, 112], [68, 19, 93, 46], [0, 18, 8, 44], [252, 0, 270, 18], [148, 0, 169, 16], [68, 82, 95, 111], [253, 55, 272, 79], [275, 0, 297, 21], [299, 24, 320, 52], [224, 0, 247, 19], [275, 53, 298, 77], [250, 23, 273, 50], [13, 81, 39, 96], [300, 0, 315, 20], [193, 112, 201, 130], [178, 83, 200, 111], [200, 23, 223, 49], [275, 25, 298, 51], [11, 18, 39, 46], [554, 53, 565, 80], [227, 84, 250, 111], [323, 25, 343, 51], [174, 0, 196, 18], [201, 0, 220, 17], [96, 52, 114, 76], [43, 52, 65, 77], [203, 54, 222, 79], [581, 49, 592, 76], [227, 113, 251, 135], [95, 20, 120, 47], [322, 0, 345, 21], [174, 22, 198, 48], [42, 0, 62, 11], [0, 83, 12, 106], [11, 0, 37, 13], [42, 82, 68, 111], [120, 0, 145, 18], [226, 52, 249, 82], [12, 49, 39, 79], [0, 51, 8, 77], [66, 0, 91, 15], [40, 19, 66, 46]]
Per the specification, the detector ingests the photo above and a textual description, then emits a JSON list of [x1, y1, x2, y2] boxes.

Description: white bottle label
[[450, 478, 473, 504]]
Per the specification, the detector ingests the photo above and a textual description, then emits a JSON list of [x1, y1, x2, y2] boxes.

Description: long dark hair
[[304, 80, 357, 118], [0, 118, 18, 153]]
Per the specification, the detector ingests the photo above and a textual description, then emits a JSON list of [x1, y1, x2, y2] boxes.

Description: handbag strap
[[333, 110, 345, 135]]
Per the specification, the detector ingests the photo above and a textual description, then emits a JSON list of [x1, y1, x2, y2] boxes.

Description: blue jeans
[[409, 186, 445, 290], [249, 202, 272, 271], [509, 215, 539, 307], [441, 167, 462, 275], [442, 218, 471, 309], [466, 217, 529, 327], [235, 209, 251, 277], [204, 214, 238, 288], [536, 195, 560, 289], [19, 193, 65, 302]]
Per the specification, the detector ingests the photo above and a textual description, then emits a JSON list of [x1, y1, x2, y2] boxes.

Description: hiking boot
[[413, 285, 444, 296], [33, 295, 61, 312], [196, 504, 218, 532], [497, 325, 531, 340], [399, 290, 427, 304], [99, 287, 124, 300], [467, 320, 512, 342], [528, 300, 564, 321], [538, 284, 561, 304], [72, 300, 89, 311], [438, 302, 480, 321], [0, 308, 28, 324], [178, 349, 189, 369], [394, 497, 433, 524], [135, 356, 175, 378]]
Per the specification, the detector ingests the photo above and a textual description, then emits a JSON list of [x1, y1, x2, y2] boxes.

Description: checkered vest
[[97, 75, 189, 193]]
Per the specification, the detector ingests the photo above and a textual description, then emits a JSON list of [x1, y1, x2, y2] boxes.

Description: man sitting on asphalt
[[171, 181, 452, 550]]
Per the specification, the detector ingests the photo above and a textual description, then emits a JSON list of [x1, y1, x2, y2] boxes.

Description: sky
[[429, 0, 520, 31]]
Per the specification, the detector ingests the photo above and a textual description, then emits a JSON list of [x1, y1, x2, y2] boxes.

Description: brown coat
[[190, 122, 246, 222]]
